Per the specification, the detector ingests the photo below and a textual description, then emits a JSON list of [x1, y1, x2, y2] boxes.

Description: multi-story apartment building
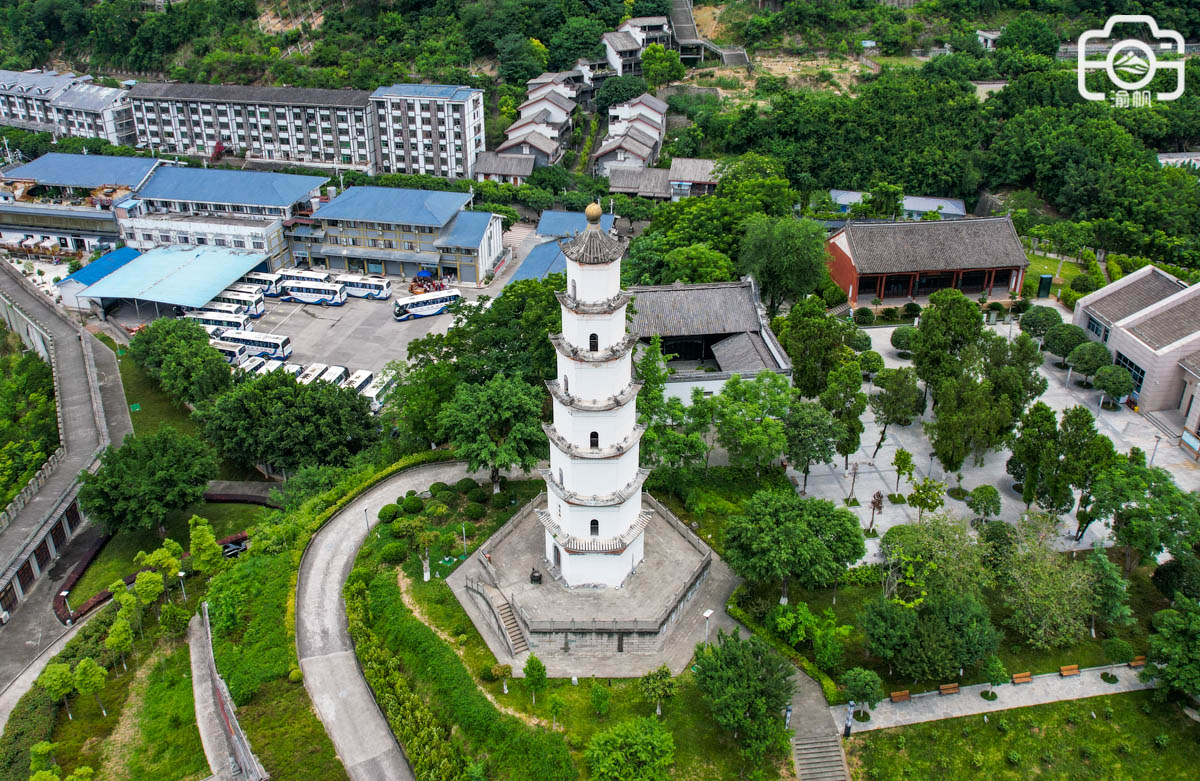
[[113, 167, 326, 268], [0, 69, 135, 146], [287, 186, 503, 285], [128, 83, 376, 172], [368, 84, 485, 178]]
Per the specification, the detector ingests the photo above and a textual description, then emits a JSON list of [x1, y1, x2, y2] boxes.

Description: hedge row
[[725, 585, 843, 705], [345, 575, 466, 781], [349, 566, 576, 779]]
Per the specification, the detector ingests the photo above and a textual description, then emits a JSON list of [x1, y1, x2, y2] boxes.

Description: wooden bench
[[1012, 671, 1033, 685], [889, 690, 910, 704], [939, 683, 960, 696], [1129, 655, 1147, 668], [1060, 664, 1080, 677]]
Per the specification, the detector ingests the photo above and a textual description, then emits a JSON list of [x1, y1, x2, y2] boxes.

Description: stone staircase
[[792, 734, 850, 781], [494, 593, 529, 654], [503, 222, 534, 251], [669, 0, 748, 66]]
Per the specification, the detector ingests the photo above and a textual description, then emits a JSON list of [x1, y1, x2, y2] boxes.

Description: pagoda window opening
[[589, 333, 599, 351], [590, 431, 599, 449], [590, 519, 599, 536]]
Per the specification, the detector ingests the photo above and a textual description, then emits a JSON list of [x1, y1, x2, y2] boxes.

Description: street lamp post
[[703, 609, 714, 645], [462, 521, 468, 557], [844, 701, 856, 738], [928, 451, 936, 478], [177, 572, 187, 602], [364, 506, 370, 535], [1150, 435, 1162, 466], [60, 590, 71, 615]]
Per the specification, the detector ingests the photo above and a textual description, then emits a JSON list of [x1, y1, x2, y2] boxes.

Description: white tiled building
[[369, 84, 486, 178], [0, 69, 135, 146]]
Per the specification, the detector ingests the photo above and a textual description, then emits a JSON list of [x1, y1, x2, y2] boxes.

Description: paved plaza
[[792, 319, 1200, 565], [837, 664, 1155, 733]]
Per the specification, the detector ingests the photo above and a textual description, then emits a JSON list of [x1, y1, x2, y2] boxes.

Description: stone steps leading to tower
[[495, 599, 529, 654], [792, 734, 850, 781]]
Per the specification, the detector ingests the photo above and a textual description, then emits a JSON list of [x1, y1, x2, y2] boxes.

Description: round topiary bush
[[381, 541, 410, 564], [454, 477, 478, 492], [1102, 637, 1135, 665], [426, 500, 450, 519], [846, 329, 871, 352], [854, 307, 875, 325], [462, 522, 477, 539], [463, 502, 486, 520], [402, 496, 424, 514], [406, 489, 417, 498], [391, 517, 422, 541], [902, 302, 922, 318], [468, 487, 489, 504], [490, 492, 509, 509], [288, 667, 303, 683], [377, 503, 399, 523], [430, 481, 449, 493]]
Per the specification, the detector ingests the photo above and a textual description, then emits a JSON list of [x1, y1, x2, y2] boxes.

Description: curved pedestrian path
[[837, 664, 1155, 733], [294, 461, 484, 781]]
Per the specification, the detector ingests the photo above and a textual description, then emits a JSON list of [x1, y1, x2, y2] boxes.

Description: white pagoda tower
[[539, 203, 650, 588]]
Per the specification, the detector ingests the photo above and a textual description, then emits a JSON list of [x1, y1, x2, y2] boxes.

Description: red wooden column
[[908, 273, 917, 298], [986, 269, 995, 298], [876, 276, 884, 300]]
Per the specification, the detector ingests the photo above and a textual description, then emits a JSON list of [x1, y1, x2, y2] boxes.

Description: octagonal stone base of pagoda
[[446, 492, 740, 678]]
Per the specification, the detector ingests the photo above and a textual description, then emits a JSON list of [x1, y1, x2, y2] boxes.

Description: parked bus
[[210, 340, 248, 365], [282, 363, 304, 378], [219, 330, 292, 360], [392, 288, 463, 321], [241, 271, 283, 297], [199, 323, 226, 339], [279, 267, 332, 285], [239, 357, 267, 375], [298, 363, 328, 385], [335, 274, 392, 300], [257, 359, 283, 375], [185, 311, 252, 332], [280, 280, 347, 306], [342, 369, 374, 393], [361, 371, 397, 413], [318, 365, 349, 386], [197, 300, 247, 317], [215, 288, 266, 318]]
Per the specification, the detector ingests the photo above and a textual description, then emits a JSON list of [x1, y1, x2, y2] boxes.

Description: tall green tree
[[157, 339, 232, 405], [1090, 457, 1200, 573], [197, 371, 377, 474], [635, 335, 706, 475], [639, 665, 677, 717], [840, 668, 883, 714], [641, 43, 685, 88], [1006, 401, 1060, 509], [868, 367, 924, 457], [523, 653, 547, 705], [1066, 341, 1112, 384], [1043, 323, 1088, 366], [712, 371, 792, 472], [784, 401, 841, 494], [924, 375, 1011, 474], [1018, 306, 1062, 343], [1001, 514, 1096, 649], [776, 296, 854, 397], [128, 317, 209, 378], [79, 427, 217, 536], [104, 618, 133, 672], [738, 215, 827, 317], [1089, 544, 1134, 637], [997, 12, 1060, 56], [820, 358, 867, 469], [661, 243, 734, 284], [913, 289, 984, 396], [37, 663, 75, 720], [73, 658, 108, 717], [440, 373, 544, 493], [694, 631, 793, 764], [1147, 596, 1200, 697]]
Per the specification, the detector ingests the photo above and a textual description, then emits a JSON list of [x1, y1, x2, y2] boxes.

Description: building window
[[1085, 315, 1111, 343], [1114, 352, 1145, 393], [590, 431, 599, 449], [590, 519, 599, 537], [589, 333, 598, 351]]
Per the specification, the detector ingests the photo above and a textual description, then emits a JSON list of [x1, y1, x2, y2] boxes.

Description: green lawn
[[92, 333, 259, 481], [122, 643, 208, 781], [1025, 252, 1085, 297], [68, 502, 269, 604], [872, 55, 925, 68], [846, 691, 1200, 780], [651, 466, 792, 555], [378, 478, 764, 779], [235, 679, 348, 781]]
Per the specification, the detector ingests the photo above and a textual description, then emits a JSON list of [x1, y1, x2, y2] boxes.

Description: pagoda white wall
[[561, 305, 628, 351], [547, 496, 642, 540], [546, 531, 645, 587], [567, 261, 621, 302], [549, 447, 641, 499], [557, 353, 632, 401], [550, 398, 637, 441]]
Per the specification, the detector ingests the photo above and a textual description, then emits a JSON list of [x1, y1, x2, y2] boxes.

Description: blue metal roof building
[[56, 247, 140, 288], [434, 211, 497, 248], [5, 153, 160, 190], [311, 186, 472, 226], [79, 245, 270, 308], [536, 210, 616, 238], [136, 167, 328, 208], [370, 84, 482, 102], [511, 240, 568, 282]]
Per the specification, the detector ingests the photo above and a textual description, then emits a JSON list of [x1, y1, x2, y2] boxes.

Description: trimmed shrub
[[822, 282, 848, 307], [846, 329, 872, 352], [1010, 297, 1032, 315], [454, 477, 477, 492], [1069, 273, 1099, 294], [391, 517, 423, 541], [381, 542, 410, 565], [429, 482, 450, 493], [853, 307, 875, 325], [377, 503, 399, 523], [467, 487, 489, 504], [1102, 638, 1135, 665], [490, 492, 510, 509], [987, 301, 1005, 312], [880, 307, 899, 321], [402, 496, 424, 514], [902, 302, 921, 317], [463, 502, 486, 520], [890, 325, 917, 354]]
